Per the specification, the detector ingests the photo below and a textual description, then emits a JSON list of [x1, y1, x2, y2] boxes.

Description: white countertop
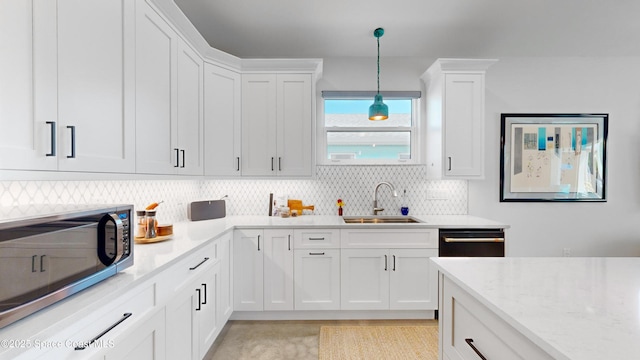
[[0, 214, 506, 347], [431, 257, 640, 360]]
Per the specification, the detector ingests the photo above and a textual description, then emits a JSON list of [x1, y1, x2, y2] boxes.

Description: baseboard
[[229, 310, 436, 321]]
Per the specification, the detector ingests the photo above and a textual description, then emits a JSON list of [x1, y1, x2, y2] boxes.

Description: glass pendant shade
[[369, 27, 388, 121], [368, 93, 389, 120]]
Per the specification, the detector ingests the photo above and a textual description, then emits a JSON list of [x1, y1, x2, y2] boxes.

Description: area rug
[[319, 325, 438, 360]]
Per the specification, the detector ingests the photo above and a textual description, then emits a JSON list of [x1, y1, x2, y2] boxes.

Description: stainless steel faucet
[[373, 181, 398, 215]]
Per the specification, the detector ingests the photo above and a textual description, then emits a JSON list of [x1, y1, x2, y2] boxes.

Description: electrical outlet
[[563, 248, 571, 257]]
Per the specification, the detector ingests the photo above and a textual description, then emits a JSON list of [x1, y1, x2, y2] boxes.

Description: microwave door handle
[[98, 214, 124, 265]]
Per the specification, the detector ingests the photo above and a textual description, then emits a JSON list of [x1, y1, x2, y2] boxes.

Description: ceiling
[[174, 0, 640, 59]]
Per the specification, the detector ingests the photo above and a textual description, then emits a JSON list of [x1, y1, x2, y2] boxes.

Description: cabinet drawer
[[157, 241, 217, 302], [340, 229, 438, 249], [442, 277, 553, 360], [294, 229, 340, 249], [32, 282, 156, 359]]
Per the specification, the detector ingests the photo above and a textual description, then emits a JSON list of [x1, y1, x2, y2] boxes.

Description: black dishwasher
[[438, 229, 505, 257]]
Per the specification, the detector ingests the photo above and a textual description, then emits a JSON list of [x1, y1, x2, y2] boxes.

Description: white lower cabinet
[[263, 229, 294, 311], [440, 276, 553, 360], [233, 229, 264, 311], [102, 309, 166, 360], [164, 241, 223, 360], [233, 229, 294, 311], [294, 249, 340, 310], [340, 229, 438, 311]]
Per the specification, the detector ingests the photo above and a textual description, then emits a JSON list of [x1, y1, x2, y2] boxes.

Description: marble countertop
[[0, 214, 506, 346], [431, 257, 640, 360]]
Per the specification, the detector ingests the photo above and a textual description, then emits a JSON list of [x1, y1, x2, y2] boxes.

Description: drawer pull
[[384, 255, 388, 271], [189, 257, 210, 270], [465, 338, 487, 360], [309, 252, 325, 255], [196, 288, 202, 311], [392, 255, 396, 271], [288, 235, 291, 251], [201, 283, 207, 305], [444, 237, 504, 243], [75, 313, 132, 350], [308, 237, 325, 241]]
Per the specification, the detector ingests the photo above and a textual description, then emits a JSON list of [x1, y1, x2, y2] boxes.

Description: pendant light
[[368, 27, 389, 121]]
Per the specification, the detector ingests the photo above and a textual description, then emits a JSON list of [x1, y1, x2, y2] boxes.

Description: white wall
[[470, 57, 640, 256]]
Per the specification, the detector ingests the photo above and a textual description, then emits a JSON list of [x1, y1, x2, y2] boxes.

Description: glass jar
[[145, 210, 157, 238], [280, 206, 290, 218], [136, 210, 146, 238]]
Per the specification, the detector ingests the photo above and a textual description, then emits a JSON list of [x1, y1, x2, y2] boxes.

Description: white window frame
[[318, 91, 422, 165]]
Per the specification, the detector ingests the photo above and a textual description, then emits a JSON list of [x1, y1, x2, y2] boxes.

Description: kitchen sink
[[342, 216, 422, 224]]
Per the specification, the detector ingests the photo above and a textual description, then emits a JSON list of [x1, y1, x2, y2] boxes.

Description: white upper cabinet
[[204, 64, 242, 176], [241, 73, 313, 177], [422, 59, 496, 179], [176, 39, 204, 175], [135, 1, 203, 175], [0, 0, 135, 172], [135, 0, 177, 174], [0, 0, 53, 170]]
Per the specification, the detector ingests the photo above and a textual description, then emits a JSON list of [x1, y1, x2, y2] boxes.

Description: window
[[321, 91, 420, 164]]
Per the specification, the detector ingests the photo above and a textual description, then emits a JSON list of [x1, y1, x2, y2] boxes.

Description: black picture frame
[[500, 113, 608, 202]]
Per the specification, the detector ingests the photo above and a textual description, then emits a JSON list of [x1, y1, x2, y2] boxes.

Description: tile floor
[[204, 319, 438, 360]]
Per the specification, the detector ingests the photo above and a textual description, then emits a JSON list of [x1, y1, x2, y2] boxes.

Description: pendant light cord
[[377, 36, 380, 95]]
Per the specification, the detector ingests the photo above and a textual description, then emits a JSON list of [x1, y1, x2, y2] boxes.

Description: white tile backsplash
[[0, 165, 467, 223]]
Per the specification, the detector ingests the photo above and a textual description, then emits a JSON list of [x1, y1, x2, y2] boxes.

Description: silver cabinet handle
[[46, 121, 56, 156], [40, 255, 46, 272], [465, 339, 487, 360], [384, 255, 388, 271], [448, 156, 452, 171], [75, 313, 132, 350], [180, 149, 185, 168], [309, 252, 325, 255], [308, 237, 325, 241], [278, 157, 282, 171], [174, 148, 180, 167], [236, 157, 240, 171], [392, 255, 396, 272], [31, 255, 37, 272], [189, 257, 210, 270], [67, 125, 76, 158], [196, 289, 202, 311]]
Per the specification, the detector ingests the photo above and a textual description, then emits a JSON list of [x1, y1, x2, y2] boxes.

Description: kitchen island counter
[[431, 257, 640, 360]]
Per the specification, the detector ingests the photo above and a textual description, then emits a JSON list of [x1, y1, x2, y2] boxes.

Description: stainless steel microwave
[[0, 204, 134, 329]]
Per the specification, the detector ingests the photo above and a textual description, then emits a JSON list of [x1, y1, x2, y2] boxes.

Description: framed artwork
[[500, 113, 608, 202]]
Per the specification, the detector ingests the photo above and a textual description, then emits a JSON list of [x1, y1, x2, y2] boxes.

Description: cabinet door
[[276, 74, 312, 177], [241, 74, 277, 176], [263, 229, 294, 311], [294, 249, 340, 310], [340, 249, 389, 310], [204, 64, 242, 176], [389, 249, 438, 310], [56, 0, 134, 173], [104, 309, 166, 360], [233, 229, 264, 311], [443, 73, 484, 177], [165, 283, 198, 360], [135, 0, 178, 174], [217, 232, 233, 324], [176, 39, 204, 175], [198, 262, 220, 358], [0, 0, 56, 170]]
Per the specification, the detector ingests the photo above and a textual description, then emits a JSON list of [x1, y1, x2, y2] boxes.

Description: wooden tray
[[134, 234, 173, 244]]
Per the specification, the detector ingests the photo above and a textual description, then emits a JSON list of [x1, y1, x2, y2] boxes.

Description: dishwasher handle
[[443, 237, 504, 243]]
